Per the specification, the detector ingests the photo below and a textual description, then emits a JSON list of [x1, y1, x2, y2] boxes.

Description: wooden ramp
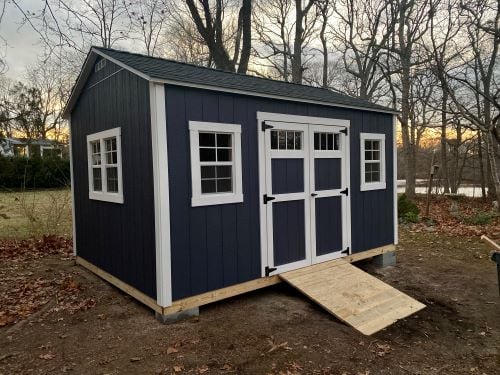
[[280, 259, 425, 335]]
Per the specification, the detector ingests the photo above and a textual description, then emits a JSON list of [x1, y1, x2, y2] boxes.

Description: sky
[[1, 0, 45, 81]]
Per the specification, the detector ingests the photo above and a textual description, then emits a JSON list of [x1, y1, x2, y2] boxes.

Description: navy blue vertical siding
[[165, 85, 394, 300], [71, 60, 156, 298]]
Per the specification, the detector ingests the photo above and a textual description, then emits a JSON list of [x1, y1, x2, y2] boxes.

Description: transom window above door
[[271, 130, 302, 150], [86, 127, 123, 203], [314, 132, 340, 151], [360, 133, 386, 191], [189, 121, 243, 207]]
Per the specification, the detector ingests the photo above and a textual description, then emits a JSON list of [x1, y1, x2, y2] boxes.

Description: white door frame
[[309, 124, 351, 264], [257, 112, 351, 277]]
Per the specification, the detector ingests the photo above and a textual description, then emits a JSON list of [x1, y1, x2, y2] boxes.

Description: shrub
[[466, 211, 496, 226], [398, 194, 420, 218], [0, 155, 70, 189], [402, 211, 420, 223]]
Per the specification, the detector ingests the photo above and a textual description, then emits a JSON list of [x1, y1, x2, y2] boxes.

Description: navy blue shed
[[63, 47, 399, 315]]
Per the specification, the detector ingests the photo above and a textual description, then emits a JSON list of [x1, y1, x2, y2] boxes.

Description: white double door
[[263, 121, 350, 275]]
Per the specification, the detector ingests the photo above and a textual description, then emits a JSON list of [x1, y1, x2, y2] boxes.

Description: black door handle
[[311, 193, 318, 197]]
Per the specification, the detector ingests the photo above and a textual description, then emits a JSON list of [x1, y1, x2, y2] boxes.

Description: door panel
[[265, 121, 311, 274], [271, 159, 304, 194], [309, 125, 348, 263], [272, 200, 306, 266], [314, 158, 341, 190], [315, 196, 343, 256]]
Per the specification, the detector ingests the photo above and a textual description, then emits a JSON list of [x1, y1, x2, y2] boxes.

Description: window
[[189, 121, 243, 206], [314, 132, 340, 151], [87, 127, 123, 203], [360, 133, 386, 191], [271, 130, 302, 150]]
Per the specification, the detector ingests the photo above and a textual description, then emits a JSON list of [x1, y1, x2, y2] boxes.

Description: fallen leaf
[[167, 346, 179, 355], [39, 353, 55, 360], [197, 365, 209, 373], [173, 365, 184, 372], [130, 357, 142, 362]]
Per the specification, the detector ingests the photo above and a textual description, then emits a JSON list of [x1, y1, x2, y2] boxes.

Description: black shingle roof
[[93, 47, 396, 114]]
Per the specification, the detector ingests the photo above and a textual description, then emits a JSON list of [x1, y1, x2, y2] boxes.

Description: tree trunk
[[440, 89, 449, 193], [478, 131, 487, 200], [236, 0, 252, 74], [292, 0, 304, 84], [485, 131, 500, 211]]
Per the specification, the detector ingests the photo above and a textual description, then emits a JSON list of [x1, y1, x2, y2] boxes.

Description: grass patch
[[0, 189, 72, 239]]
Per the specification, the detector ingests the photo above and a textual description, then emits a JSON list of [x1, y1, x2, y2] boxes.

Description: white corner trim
[[393, 116, 399, 245], [188, 121, 244, 207], [68, 115, 77, 256], [150, 82, 172, 308], [257, 112, 350, 127], [360, 132, 387, 192]]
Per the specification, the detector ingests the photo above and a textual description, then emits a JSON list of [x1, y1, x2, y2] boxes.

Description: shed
[[63, 47, 422, 333]]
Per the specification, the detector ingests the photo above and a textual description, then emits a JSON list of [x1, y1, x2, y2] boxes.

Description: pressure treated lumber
[[280, 259, 425, 335]]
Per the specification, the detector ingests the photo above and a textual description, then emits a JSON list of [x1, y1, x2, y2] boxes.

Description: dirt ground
[[0, 229, 499, 375]]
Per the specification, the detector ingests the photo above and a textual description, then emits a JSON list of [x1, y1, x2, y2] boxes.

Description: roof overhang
[[62, 48, 399, 119]]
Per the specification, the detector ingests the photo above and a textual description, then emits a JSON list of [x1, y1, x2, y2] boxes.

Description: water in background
[[397, 180, 487, 198]]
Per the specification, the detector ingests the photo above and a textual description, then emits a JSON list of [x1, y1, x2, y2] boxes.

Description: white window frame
[[360, 132, 386, 191], [86, 127, 124, 203], [189, 121, 243, 207]]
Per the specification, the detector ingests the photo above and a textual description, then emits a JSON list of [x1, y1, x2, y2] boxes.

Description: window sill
[[89, 191, 124, 204], [360, 182, 386, 191], [191, 193, 243, 207]]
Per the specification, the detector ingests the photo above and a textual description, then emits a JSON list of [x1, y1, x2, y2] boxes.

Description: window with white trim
[[360, 133, 386, 191], [87, 127, 123, 203], [189, 121, 243, 206]]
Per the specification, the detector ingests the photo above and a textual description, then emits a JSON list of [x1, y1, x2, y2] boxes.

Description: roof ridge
[[92, 46, 375, 103]]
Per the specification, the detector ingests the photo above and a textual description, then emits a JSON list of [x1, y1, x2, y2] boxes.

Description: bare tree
[[184, 0, 252, 73], [315, 0, 332, 88], [440, 0, 500, 207], [291, 0, 317, 83], [382, 0, 431, 198], [125, 0, 170, 56], [330, 0, 398, 101]]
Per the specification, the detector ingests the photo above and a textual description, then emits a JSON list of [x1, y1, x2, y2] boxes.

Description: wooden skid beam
[[76, 256, 162, 313], [76, 244, 396, 316]]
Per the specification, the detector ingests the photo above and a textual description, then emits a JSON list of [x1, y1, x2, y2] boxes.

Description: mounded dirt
[[0, 229, 499, 374]]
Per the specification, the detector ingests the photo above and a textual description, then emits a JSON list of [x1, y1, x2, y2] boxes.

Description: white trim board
[[63, 49, 399, 119], [68, 115, 77, 256], [257, 112, 351, 127], [393, 115, 399, 245], [149, 82, 172, 308]]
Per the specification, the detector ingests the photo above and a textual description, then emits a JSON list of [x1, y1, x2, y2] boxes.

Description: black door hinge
[[340, 128, 348, 135], [340, 187, 349, 196], [265, 266, 277, 276], [263, 194, 275, 204], [341, 247, 350, 254], [262, 121, 274, 132]]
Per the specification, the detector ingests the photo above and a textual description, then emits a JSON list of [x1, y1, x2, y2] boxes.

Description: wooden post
[[425, 151, 436, 217]]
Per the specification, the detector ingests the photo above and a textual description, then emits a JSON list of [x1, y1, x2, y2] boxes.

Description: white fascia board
[[149, 82, 172, 308]]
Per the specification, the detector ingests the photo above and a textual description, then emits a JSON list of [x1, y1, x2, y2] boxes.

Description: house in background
[[0, 137, 63, 158], [62, 47, 425, 335]]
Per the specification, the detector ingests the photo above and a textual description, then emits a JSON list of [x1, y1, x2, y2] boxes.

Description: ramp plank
[[280, 259, 425, 335]]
